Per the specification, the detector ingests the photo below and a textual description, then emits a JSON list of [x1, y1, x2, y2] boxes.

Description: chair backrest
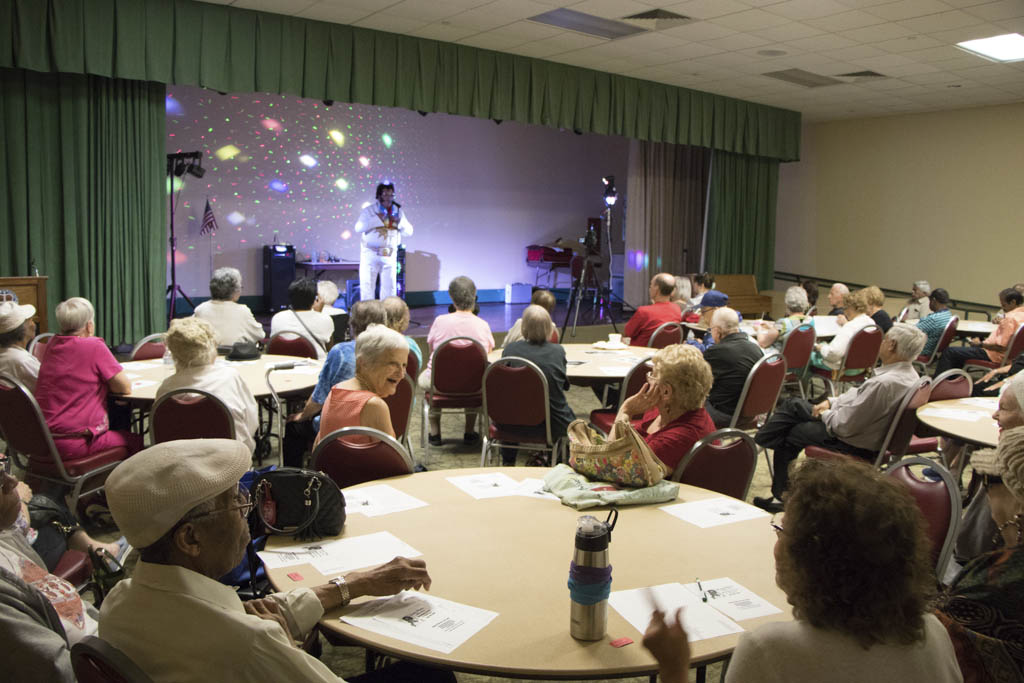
[[267, 332, 318, 359], [929, 369, 973, 402], [130, 333, 166, 361], [29, 332, 55, 361], [617, 355, 653, 411], [311, 426, 414, 489], [886, 457, 961, 577], [429, 336, 488, 396], [150, 388, 236, 444], [918, 316, 959, 365], [1004, 323, 1024, 365], [806, 305, 817, 316], [876, 376, 932, 467], [780, 323, 815, 373], [0, 373, 67, 478], [71, 635, 154, 683], [839, 325, 883, 375], [406, 347, 420, 380], [649, 322, 684, 349], [483, 357, 551, 444], [382, 374, 414, 440], [897, 306, 909, 322], [670, 429, 758, 500], [730, 353, 787, 429]]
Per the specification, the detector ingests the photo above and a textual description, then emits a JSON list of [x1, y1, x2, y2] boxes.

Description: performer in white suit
[[354, 182, 413, 300]]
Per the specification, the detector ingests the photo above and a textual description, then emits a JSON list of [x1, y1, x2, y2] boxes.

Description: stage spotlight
[[173, 160, 189, 177], [602, 175, 618, 206], [323, 99, 334, 107], [186, 162, 205, 179]]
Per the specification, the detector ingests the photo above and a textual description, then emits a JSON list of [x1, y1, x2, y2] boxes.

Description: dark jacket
[[704, 332, 763, 418]]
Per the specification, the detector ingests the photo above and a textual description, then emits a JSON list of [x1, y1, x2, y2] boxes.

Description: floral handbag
[[567, 418, 668, 488]]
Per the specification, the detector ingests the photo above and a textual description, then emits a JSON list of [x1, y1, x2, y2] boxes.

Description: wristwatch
[[329, 576, 350, 606]]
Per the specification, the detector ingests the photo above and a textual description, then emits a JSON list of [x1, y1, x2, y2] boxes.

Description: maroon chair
[[383, 374, 415, 454], [0, 374, 127, 511], [481, 357, 554, 466], [887, 457, 961, 577], [267, 332, 318, 359], [129, 333, 166, 361], [908, 369, 973, 455], [406, 348, 420, 381], [71, 635, 153, 683], [670, 429, 757, 500], [588, 355, 652, 435], [808, 325, 883, 396], [150, 388, 236, 443], [914, 316, 958, 371], [54, 549, 94, 592], [649, 322, 684, 349], [964, 323, 1024, 372], [29, 332, 54, 361], [421, 337, 489, 457], [312, 426, 414, 489], [729, 353, 787, 430], [780, 323, 815, 398], [805, 376, 932, 469], [897, 306, 910, 322]]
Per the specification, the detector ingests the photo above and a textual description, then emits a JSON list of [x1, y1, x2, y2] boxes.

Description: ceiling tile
[[749, 20, 825, 40], [295, 2, 372, 24], [457, 32, 529, 50], [476, 19, 562, 40], [788, 33, 862, 50], [700, 32, 773, 50], [822, 44, 891, 59], [804, 9, 887, 30], [873, 34, 944, 51], [897, 8, 985, 30], [765, 0, 852, 20], [863, 0, 956, 21], [840, 21, 917, 40], [963, 0, 1024, 22], [353, 13, 430, 33], [659, 21, 739, 40], [378, 0, 471, 23], [926, 21, 1014, 42], [694, 52, 764, 68], [657, 42, 728, 59], [663, 0, 751, 20], [232, 0, 317, 12], [527, 32, 607, 53], [834, 0, 901, 8], [883, 61, 941, 74], [901, 44, 967, 60], [409, 22, 481, 41], [902, 69, 964, 83], [563, 0, 653, 19], [711, 9, 792, 31], [614, 31, 687, 51]]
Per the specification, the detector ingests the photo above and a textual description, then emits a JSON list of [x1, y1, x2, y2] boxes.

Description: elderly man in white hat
[[0, 300, 39, 391], [100, 439, 435, 682]]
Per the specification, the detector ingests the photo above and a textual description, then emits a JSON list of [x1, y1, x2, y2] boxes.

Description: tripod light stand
[[165, 151, 205, 324]]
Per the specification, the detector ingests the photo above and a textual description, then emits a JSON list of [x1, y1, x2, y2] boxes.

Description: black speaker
[[263, 244, 295, 313]]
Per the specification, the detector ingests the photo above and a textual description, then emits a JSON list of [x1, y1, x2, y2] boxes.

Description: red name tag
[[610, 637, 634, 648]]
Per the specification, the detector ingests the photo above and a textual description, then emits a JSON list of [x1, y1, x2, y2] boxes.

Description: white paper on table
[[681, 578, 782, 621], [599, 365, 632, 376], [918, 408, 992, 422], [342, 591, 498, 654], [445, 472, 521, 499], [609, 583, 743, 642], [123, 372, 142, 379], [257, 531, 421, 574], [959, 397, 997, 408], [344, 484, 428, 517], [512, 478, 559, 501], [660, 497, 769, 528], [257, 541, 342, 570], [131, 380, 158, 389]]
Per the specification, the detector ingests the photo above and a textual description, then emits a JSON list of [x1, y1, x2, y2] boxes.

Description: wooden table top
[[488, 343, 653, 382], [265, 467, 791, 679], [916, 397, 999, 448], [118, 354, 322, 403]]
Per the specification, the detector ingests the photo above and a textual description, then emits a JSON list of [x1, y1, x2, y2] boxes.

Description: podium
[[0, 276, 48, 332]]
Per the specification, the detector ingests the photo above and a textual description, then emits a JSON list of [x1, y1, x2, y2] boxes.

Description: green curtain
[[0, 0, 800, 161], [0, 68, 165, 345], [705, 151, 780, 291]]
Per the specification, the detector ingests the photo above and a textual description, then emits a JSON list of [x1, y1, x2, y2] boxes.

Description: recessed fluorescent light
[[528, 9, 647, 40], [956, 33, 1024, 63]]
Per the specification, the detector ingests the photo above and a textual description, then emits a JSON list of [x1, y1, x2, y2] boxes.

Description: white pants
[[359, 246, 397, 300]]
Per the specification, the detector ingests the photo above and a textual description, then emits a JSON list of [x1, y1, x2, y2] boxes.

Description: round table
[[916, 397, 998, 448], [264, 467, 791, 679], [118, 354, 323, 404], [488, 343, 654, 385], [906, 318, 995, 340]]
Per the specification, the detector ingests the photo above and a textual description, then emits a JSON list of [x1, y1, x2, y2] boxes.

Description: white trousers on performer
[[359, 246, 398, 300]]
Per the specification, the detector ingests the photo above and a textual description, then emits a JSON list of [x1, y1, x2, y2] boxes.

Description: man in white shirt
[[193, 267, 266, 346], [270, 278, 334, 359], [354, 183, 413, 300], [0, 301, 41, 392]]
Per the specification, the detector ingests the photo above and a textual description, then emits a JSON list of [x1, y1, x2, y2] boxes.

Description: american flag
[[200, 199, 218, 236]]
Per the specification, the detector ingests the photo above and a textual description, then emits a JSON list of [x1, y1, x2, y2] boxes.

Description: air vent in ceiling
[[763, 69, 844, 88], [835, 70, 889, 82], [528, 8, 649, 39], [621, 9, 695, 31]]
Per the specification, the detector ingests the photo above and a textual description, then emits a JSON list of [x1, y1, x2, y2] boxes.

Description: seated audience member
[[383, 295, 422, 369], [34, 297, 143, 462], [421, 276, 495, 446], [685, 290, 730, 352], [917, 288, 953, 358], [799, 279, 819, 312], [624, 273, 683, 347], [318, 280, 346, 315], [500, 306, 576, 466], [316, 325, 407, 444], [936, 425, 1024, 682], [906, 280, 932, 321], [755, 286, 814, 355], [826, 282, 850, 316], [156, 317, 259, 452], [100, 439, 440, 683], [810, 290, 875, 372], [269, 277, 333, 358], [935, 288, 1024, 375], [670, 276, 692, 316], [0, 301, 40, 391], [703, 307, 763, 428], [689, 272, 714, 310], [614, 344, 715, 473], [753, 323, 927, 512], [645, 457, 962, 683], [503, 289, 559, 347], [864, 285, 894, 333], [193, 267, 265, 346], [973, 354, 1024, 396], [285, 300, 387, 467]]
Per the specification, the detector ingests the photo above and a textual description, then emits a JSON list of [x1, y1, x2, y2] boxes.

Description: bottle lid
[[575, 509, 618, 551]]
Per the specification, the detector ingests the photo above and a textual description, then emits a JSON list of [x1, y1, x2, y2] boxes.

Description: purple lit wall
[[165, 86, 628, 298]]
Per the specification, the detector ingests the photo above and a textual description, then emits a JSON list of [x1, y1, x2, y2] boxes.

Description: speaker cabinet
[[263, 244, 295, 313]]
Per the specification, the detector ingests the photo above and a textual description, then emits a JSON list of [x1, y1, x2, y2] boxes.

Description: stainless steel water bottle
[[569, 508, 618, 640]]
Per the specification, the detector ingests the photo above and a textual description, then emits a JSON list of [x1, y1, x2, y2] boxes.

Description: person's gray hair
[[165, 317, 217, 369], [913, 280, 931, 296], [784, 285, 810, 313], [1005, 374, 1024, 418], [350, 299, 388, 337], [711, 307, 740, 333], [886, 322, 927, 361], [56, 297, 95, 334], [520, 305, 552, 344], [673, 276, 692, 302], [209, 267, 242, 301], [831, 283, 850, 296], [382, 296, 410, 333], [317, 280, 339, 307], [355, 324, 409, 366], [449, 276, 477, 311]]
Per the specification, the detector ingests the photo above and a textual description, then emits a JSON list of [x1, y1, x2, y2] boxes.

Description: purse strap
[[290, 308, 327, 352], [254, 476, 322, 536]]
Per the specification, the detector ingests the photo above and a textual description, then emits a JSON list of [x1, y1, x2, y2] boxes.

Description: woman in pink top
[[34, 298, 143, 462], [316, 325, 409, 445]]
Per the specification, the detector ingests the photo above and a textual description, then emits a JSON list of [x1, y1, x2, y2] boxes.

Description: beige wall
[[775, 101, 1024, 306]]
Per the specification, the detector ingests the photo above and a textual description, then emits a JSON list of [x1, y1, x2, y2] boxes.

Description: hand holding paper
[[642, 608, 690, 683]]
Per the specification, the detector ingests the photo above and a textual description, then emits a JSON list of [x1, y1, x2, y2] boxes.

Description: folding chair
[[71, 636, 154, 683], [729, 353, 787, 430], [912, 316, 958, 374], [420, 337, 488, 459], [897, 306, 909, 322], [588, 355, 652, 435], [383, 374, 415, 458], [267, 332, 318, 359], [908, 369, 973, 458], [807, 325, 882, 397], [129, 333, 166, 361], [28, 332, 55, 361], [779, 324, 814, 398], [887, 457, 962, 578], [150, 388, 236, 443], [963, 323, 1024, 374], [649, 322, 684, 349], [481, 357, 556, 466], [669, 429, 757, 501], [312, 426, 414, 489], [406, 347, 421, 381]]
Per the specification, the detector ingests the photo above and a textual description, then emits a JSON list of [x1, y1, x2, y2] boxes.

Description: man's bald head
[[829, 283, 850, 307], [650, 273, 676, 302]]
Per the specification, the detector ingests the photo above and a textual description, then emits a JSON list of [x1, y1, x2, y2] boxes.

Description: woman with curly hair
[[643, 458, 963, 683]]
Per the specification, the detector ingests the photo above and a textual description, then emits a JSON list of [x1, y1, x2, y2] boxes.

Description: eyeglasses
[[770, 514, 784, 535], [185, 485, 253, 522]]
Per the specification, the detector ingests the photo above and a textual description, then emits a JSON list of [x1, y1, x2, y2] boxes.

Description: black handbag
[[251, 468, 346, 541]]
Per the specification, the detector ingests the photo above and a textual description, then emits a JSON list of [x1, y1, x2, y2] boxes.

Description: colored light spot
[[359, 156, 371, 167], [334, 178, 349, 191], [215, 144, 241, 160], [226, 211, 245, 226], [361, 201, 372, 209], [341, 230, 352, 240], [381, 133, 393, 148], [269, 180, 288, 193], [165, 177, 184, 194], [165, 95, 183, 116], [329, 130, 345, 146], [299, 154, 317, 168], [261, 118, 282, 132]]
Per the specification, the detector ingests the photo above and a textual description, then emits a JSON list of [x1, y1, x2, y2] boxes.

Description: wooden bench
[[714, 274, 772, 319]]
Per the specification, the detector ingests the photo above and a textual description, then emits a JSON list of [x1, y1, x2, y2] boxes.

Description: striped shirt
[[917, 309, 952, 357]]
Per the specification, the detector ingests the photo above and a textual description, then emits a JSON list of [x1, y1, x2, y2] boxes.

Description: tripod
[[166, 152, 201, 324], [561, 254, 619, 339]]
